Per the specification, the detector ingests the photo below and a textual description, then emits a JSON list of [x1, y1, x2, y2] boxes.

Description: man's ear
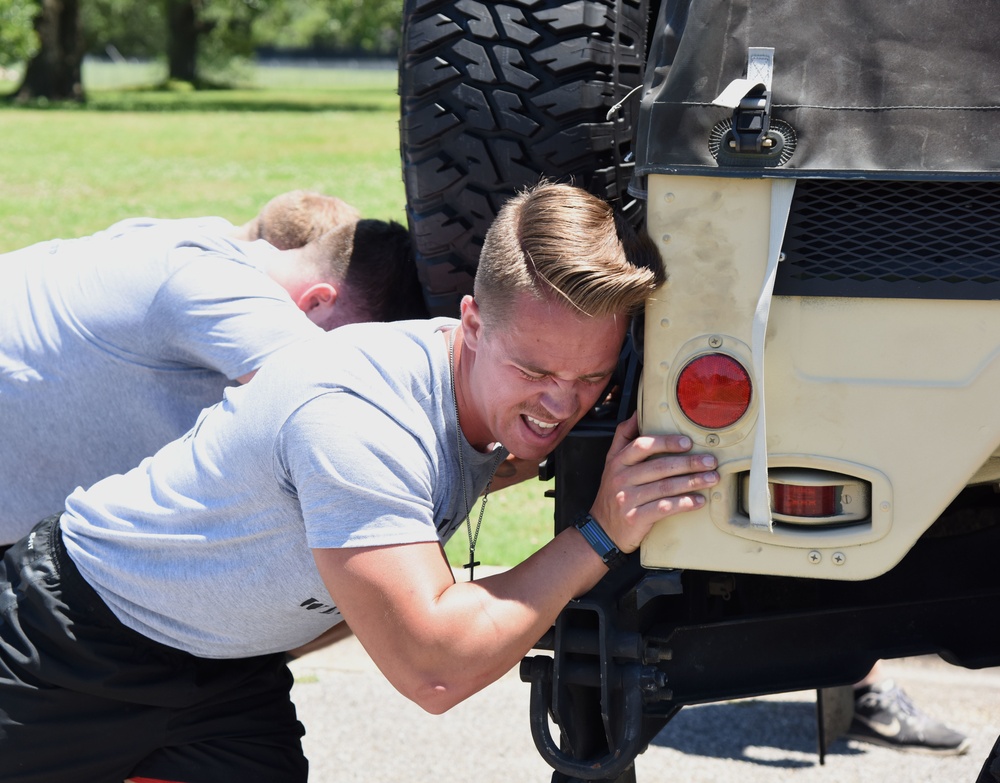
[[296, 283, 338, 327], [460, 295, 483, 351]]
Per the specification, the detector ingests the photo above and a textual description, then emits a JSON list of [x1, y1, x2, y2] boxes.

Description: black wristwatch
[[574, 513, 627, 571]]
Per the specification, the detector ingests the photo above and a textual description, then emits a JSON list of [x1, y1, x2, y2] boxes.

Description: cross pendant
[[464, 553, 480, 581]]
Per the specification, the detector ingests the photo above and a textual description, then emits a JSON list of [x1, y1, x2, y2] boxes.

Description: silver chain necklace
[[449, 328, 503, 581]]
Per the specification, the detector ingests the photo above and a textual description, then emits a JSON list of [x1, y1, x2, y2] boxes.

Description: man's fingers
[[649, 491, 708, 518], [642, 469, 719, 509], [613, 433, 696, 468], [617, 451, 717, 484], [606, 488, 711, 552], [609, 412, 640, 451]]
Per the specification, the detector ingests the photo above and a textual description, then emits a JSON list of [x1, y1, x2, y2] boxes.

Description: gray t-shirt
[[0, 219, 321, 544], [61, 319, 507, 659]]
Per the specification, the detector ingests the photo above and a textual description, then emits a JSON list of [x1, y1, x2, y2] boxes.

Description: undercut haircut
[[473, 182, 666, 328], [310, 219, 429, 323]]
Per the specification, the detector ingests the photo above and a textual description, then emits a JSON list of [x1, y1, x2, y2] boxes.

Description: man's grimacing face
[[461, 292, 628, 462]]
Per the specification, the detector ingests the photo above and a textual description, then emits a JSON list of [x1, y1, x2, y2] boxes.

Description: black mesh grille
[[774, 180, 1000, 299]]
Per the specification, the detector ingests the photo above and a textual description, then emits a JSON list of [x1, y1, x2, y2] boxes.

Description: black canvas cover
[[634, 0, 1000, 179]]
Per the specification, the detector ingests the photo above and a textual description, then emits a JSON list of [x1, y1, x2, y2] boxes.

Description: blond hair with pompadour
[[473, 182, 665, 327]]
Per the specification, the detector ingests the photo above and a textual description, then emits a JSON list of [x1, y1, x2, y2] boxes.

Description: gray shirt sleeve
[[276, 390, 442, 550], [149, 245, 322, 381]]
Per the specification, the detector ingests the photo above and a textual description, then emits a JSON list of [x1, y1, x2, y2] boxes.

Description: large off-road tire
[[399, 0, 650, 317]]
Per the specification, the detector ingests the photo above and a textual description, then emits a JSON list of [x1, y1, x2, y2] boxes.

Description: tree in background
[[82, 0, 163, 61], [6, 0, 404, 98], [9, 0, 85, 101], [255, 0, 402, 56], [159, 0, 402, 85], [165, 0, 258, 85], [164, 0, 210, 84], [0, 0, 39, 68]]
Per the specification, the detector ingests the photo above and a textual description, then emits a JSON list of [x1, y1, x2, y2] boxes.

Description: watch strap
[[574, 513, 627, 570]]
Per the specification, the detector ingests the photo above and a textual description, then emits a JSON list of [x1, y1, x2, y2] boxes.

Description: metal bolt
[[808, 550, 822, 564], [640, 668, 670, 692], [708, 335, 723, 348], [832, 551, 846, 566], [762, 137, 774, 148], [643, 643, 673, 663], [705, 434, 720, 446]]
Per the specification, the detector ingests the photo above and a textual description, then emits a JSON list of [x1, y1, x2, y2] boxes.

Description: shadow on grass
[[0, 80, 395, 113], [649, 697, 865, 769]]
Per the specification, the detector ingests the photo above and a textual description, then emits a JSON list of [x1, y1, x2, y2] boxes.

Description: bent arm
[[313, 529, 605, 715], [313, 413, 718, 715]]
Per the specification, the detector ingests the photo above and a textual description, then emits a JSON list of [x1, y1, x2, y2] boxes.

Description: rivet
[[664, 192, 675, 203], [661, 233, 672, 244], [880, 501, 890, 512], [660, 318, 670, 328]]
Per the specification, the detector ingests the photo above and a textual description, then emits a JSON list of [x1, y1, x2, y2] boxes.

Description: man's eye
[[519, 370, 546, 381]]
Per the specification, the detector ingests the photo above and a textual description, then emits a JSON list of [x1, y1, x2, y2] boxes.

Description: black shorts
[[0, 516, 308, 783]]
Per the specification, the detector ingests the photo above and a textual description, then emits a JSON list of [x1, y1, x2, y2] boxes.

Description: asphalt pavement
[[289, 573, 1000, 783]]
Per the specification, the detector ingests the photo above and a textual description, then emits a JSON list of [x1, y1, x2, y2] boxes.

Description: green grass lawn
[[0, 61, 555, 566], [0, 64, 406, 247]]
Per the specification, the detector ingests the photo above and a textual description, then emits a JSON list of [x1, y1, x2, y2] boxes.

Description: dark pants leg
[[0, 516, 308, 783]]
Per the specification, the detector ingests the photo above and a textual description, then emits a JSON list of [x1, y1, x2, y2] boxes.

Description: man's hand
[[311, 415, 717, 715], [589, 412, 718, 554]]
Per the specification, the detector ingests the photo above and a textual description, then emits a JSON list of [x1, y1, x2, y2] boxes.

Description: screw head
[[705, 434, 720, 446], [832, 552, 846, 566], [808, 550, 822, 564], [708, 335, 723, 348]]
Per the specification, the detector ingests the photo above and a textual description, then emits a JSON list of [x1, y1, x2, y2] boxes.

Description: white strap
[[748, 179, 796, 530], [712, 47, 775, 108]]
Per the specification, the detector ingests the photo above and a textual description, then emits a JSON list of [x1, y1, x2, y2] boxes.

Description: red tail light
[[739, 469, 871, 527], [676, 353, 752, 429], [772, 484, 837, 517]]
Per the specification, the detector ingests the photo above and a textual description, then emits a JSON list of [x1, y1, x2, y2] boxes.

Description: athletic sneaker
[[846, 679, 971, 755]]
